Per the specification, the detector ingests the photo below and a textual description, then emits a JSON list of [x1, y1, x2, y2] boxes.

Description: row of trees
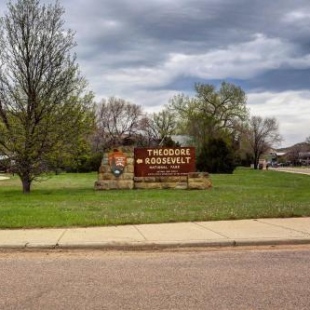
[[92, 82, 283, 175], [0, 0, 284, 192]]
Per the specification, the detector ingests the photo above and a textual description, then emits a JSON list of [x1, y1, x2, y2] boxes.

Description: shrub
[[196, 138, 236, 174]]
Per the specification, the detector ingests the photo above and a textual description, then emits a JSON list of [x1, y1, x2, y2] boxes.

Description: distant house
[[270, 143, 310, 166], [170, 135, 193, 147]]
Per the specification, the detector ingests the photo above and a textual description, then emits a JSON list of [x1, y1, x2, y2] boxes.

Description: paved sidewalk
[[0, 217, 310, 250], [269, 167, 310, 175]]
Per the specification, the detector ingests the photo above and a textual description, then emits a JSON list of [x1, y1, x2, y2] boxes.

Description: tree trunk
[[253, 159, 258, 169], [253, 152, 260, 169], [22, 177, 32, 193]]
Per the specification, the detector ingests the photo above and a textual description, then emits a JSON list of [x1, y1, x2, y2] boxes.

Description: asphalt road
[[1, 246, 310, 310]]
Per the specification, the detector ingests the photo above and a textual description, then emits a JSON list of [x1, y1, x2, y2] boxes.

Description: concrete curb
[[2, 238, 310, 252]]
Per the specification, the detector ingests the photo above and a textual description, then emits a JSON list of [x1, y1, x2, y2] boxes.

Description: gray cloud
[[1, 0, 310, 146]]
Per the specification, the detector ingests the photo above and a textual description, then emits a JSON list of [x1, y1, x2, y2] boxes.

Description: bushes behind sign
[[196, 138, 236, 174]]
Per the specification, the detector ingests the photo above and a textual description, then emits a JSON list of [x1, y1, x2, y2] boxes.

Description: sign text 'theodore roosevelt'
[[134, 147, 195, 177]]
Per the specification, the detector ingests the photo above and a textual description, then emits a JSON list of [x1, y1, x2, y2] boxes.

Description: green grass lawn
[[0, 168, 309, 229]]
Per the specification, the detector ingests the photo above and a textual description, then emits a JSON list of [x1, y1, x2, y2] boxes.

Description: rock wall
[[187, 172, 212, 190], [134, 176, 188, 190], [94, 148, 212, 190]]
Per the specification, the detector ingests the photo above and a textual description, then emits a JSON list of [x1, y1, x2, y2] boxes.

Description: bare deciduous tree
[[245, 116, 282, 169], [286, 143, 305, 166], [137, 109, 178, 147], [94, 97, 142, 150], [137, 115, 158, 146]]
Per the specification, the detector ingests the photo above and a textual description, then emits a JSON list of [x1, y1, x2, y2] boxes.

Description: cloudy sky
[[2, 0, 310, 147]]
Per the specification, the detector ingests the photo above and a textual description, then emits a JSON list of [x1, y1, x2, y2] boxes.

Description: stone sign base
[[133, 173, 211, 190], [94, 148, 212, 190]]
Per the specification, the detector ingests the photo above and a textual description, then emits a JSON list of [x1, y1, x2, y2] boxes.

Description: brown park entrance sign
[[134, 147, 195, 177]]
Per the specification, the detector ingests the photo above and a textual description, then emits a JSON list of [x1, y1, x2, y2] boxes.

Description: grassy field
[[0, 168, 309, 229]]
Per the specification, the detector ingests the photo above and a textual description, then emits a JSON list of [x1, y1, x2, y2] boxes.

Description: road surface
[[0, 246, 310, 309]]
